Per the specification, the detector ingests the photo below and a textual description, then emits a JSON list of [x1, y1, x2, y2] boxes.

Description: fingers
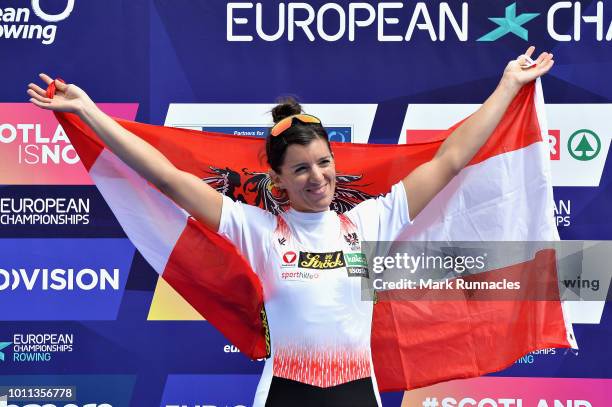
[[537, 52, 553, 68], [516, 46, 536, 67], [27, 88, 52, 104], [29, 97, 52, 110], [39, 73, 54, 85], [517, 48, 554, 74], [28, 83, 47, 97], [538, 56, 554, 74], [54, 79, 68, 92], [534, 51, 550, 65], [546, 59, 555, 72]]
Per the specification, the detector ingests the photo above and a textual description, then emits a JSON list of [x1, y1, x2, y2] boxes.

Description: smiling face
[[270, 137, 336, 213]]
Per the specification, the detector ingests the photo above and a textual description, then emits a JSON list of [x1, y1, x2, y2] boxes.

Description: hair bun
[[272, 97, 302, 123]]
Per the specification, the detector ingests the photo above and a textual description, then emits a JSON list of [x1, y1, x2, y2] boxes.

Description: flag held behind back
[[51, 80, 575, 391]]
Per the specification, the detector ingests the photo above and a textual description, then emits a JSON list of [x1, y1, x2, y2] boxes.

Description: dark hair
[[266, 97, 331, 173]]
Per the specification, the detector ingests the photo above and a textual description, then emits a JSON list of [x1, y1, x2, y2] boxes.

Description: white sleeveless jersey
[[218, 182, 411, 406]]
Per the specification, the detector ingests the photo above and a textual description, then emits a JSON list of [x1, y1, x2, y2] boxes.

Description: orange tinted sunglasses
[[270, 114, 321, 137]]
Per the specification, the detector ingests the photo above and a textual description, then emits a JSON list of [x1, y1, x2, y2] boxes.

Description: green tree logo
[[568, 129, 601, 161]]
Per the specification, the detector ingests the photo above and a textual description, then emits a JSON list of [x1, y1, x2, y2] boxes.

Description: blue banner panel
[[0, 239, 134, 320], [159, 374, 260, 407], [0, 187, 126, 238], [0, 375, 135, 407], [1, 0, 611, 405]]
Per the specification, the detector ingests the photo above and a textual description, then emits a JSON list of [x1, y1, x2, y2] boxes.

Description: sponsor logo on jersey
[[343, 232, 360, 251], [298, 251, 345, 270], [344, 252, 369, 277], [280, 269, 320, 281], [281, 251, 298, 267]]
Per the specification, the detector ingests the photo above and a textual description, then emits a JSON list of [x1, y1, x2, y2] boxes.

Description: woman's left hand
[[502, 46, 554, 89]]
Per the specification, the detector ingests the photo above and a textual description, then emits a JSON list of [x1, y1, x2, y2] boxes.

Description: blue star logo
[[0, 342, 11, 362], [478, 3, 539, 41]]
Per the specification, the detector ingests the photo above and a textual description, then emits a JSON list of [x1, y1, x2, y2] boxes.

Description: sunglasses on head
[[270, 114, 321, 137]]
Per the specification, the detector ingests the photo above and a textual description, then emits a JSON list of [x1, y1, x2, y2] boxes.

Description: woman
[[28, 47, 553, 407]]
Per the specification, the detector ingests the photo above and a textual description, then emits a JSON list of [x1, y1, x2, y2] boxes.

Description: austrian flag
[[50, 80, 576, 391]]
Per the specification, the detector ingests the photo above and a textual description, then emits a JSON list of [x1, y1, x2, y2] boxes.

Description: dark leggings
[[265, 376, 379, 407]]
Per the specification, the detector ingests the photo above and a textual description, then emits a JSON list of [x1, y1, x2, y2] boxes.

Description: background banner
[[1, 1, 610, 406]]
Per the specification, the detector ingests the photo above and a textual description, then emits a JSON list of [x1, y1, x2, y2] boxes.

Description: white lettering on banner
[[0, 197, 91, 226], [538, 401, 592, 407], [0, 268, 119, 291], [441, 398, 522, 407], [223, 344, 240, 353], [349, 3, 375, 41], [255, 3, 284, 41], [227, 3, 253, 41], [288, 3, 315, 41], [227, 2, 468, 42], [9, 332, 76, 360], [548, 1, 612, 41], [0, 8, 31, 22], [0, 1, 73, 45], [553, 199, 571, 227], [31, 0, 75, 23], [14, 333, 73, 345], [440, 398, 592, 407], [0, 123, 79, 165], [377, 2, 402, 41], [515, 354, 534, 363], [0, 198, 89, 214], [228, 1, 612, 42], [317, 3, 346, 41], [0, 123, 69, 143]]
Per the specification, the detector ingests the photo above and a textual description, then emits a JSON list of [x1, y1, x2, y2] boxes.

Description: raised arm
[[28, 74, 223, 231], [402, 46, 554, 221]]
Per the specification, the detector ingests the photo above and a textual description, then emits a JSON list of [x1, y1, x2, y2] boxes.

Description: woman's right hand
[[27, 73, 95, 116]]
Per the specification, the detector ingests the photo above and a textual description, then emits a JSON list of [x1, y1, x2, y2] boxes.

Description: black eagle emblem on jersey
[[344, 232, 359, 248]]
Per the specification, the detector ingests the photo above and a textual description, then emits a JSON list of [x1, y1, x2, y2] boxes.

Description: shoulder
[[346, 182, 409, 222], [345, 181, 412, 241], [219, 195, 277, 236]]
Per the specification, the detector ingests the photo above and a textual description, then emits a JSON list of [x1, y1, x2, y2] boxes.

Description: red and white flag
[[50, 80, 576, 391]]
